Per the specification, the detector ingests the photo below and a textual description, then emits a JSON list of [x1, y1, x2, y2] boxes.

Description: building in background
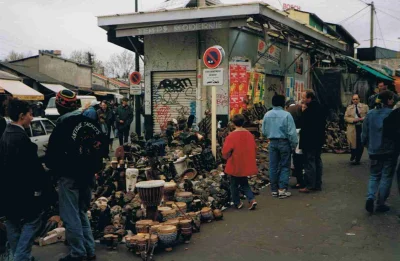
[[9, 51, 92, 92]]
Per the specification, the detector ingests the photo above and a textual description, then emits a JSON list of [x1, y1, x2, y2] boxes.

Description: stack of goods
[[323, 121, 350, 153]]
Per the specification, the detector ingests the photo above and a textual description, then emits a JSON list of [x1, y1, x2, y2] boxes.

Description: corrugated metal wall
[[152, 71, 197, 134]]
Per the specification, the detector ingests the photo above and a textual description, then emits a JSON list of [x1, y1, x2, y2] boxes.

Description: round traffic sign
[[129, 72, 141, 85], [203, 46, 225, 69]]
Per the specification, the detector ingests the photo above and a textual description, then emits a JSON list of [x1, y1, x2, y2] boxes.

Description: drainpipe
[[197, 0, 206, 7]]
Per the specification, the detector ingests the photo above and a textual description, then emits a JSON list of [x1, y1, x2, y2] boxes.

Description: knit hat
[[55, 89, 78, 110]]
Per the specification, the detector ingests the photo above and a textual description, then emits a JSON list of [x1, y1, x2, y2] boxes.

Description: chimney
[[197, 0, 206, 7]]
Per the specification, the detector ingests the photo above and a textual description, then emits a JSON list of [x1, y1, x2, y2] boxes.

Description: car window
[[31, 121, 46, 136], [47, 97, 56, 108], [41, 120, 55, 134]]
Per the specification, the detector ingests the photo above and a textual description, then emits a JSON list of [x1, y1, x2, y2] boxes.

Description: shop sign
[[203, 68, 224, 86], [283, 3, 301, 10], [118, 20, 247, 37], [257, 40, 282, 66]]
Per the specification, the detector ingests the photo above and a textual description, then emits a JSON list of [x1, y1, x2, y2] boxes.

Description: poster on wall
[[286, 77, 294, 99], [295, 53, 304, 75], [295, 80, 305, 102], [229, 63, 250, 117], [257, 40, 282, 66]]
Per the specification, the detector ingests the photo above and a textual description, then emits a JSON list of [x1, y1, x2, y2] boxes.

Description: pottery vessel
[[200, 207, 214, 222], [161, 209, 177, 221], [172, 202, 187, 215], [163, 182, 177, 201], [135, 220, 153, 233], [158, 225, 177, 252], [213, 209, 223, 220], [175, 192, 193, 204]]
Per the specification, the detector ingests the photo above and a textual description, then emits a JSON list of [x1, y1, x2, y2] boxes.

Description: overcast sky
[[0, 0, 399, 62]]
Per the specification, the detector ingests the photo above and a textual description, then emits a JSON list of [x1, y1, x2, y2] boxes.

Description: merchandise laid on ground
[[31, 109, 271, 261]]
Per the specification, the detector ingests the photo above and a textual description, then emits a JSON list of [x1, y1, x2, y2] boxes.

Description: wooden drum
[[135, 180, 165, 207]]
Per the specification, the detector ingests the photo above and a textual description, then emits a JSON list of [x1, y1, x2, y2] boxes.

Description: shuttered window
[[151, 71, 197, 134]]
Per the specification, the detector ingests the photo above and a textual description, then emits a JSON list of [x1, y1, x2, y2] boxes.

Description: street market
[[1, 1, 400, 261]]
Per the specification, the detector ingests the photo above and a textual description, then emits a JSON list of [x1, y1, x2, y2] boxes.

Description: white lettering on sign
[[283, 3, 301, 10]]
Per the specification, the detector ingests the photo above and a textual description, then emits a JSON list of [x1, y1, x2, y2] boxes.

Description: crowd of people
[[1, 81, 400, 261], [0, 90, 134, 261]]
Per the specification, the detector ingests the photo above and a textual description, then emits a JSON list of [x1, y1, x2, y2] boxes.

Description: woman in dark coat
[[0, 99, 47, 261]]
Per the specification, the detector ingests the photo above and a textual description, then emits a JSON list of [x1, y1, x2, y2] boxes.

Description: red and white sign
[[283, 3, 301, 11], [203, 46, 225, 69], [129, 72, 141, 85]]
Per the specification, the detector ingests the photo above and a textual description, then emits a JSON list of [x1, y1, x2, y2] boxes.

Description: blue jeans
[[269, 140, 292, 192], [230, 176, 254, 206], [367, 157, 395, 206], [6, 215, 42, 261], [58, 177, 95, 258]]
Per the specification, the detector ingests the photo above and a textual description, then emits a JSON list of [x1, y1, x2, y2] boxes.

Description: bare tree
[[3, 50, 26, 62], [105, 50, 136, 79], [68, 50, 106, 75]]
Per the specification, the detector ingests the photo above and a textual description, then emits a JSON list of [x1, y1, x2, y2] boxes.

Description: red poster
[[229, 64, 240, 118], [237, 65, 249, 111]]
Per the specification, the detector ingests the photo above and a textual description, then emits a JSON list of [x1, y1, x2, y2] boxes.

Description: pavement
[[32, 153, 400, 261]]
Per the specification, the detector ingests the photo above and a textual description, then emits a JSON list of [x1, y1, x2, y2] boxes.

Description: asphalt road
[[33, 153, 400, 261]]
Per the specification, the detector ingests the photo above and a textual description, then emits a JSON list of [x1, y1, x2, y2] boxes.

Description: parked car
[[5, 117, 55, 158], [45, 95, 97, 122]]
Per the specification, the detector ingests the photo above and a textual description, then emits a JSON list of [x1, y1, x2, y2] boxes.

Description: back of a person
[[47, 113, 105, 183], [364, 108, 394, 156], [263, 108, 291, 138], [224, 130, 257, 177]]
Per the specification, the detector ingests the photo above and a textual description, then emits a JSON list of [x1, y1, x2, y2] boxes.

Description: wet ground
[[33, 153, 400, 261]]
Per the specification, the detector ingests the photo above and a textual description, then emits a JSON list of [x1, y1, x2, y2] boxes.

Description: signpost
[[203, 46, 225, 157]]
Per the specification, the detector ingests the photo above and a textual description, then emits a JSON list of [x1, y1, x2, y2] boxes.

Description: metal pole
[[370, 2, 374, 48], [135, 0, 141, 136], [211, 86, 217, 158]]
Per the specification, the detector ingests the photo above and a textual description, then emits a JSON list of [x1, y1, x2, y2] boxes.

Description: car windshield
[[47, 98, 56, 108]]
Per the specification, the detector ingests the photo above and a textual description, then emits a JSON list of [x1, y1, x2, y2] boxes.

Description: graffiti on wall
[[153, 77, 197, 130]]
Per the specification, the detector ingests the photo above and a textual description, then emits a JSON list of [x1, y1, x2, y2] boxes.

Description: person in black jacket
[[0, 99, 47, 261], [97, 100, 114, 159], [299, 90, 326, 193], [46, 90, 106, 261], [115, 98, 133, 146]]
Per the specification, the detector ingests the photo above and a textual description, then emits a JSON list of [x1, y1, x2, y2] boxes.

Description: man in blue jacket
[[262, 94, 298, 199], [362, 90, 396, 213]]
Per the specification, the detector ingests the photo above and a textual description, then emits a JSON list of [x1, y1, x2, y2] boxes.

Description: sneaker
[[272, 192, 278, 198], [59, 255, 85, 261], [365, 198, 374, 213], [248, 200, 257, 210], [278, 189, 291, 199], [235, 202, 243, 209], [83, 255, 96, 261], [376, 205, 390, 213]]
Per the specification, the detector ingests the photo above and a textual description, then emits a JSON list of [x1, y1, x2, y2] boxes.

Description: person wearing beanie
[[362, 90, 396, 214], [46, 90, 106, 261]]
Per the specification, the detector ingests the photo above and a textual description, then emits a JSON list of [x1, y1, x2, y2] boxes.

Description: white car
[[5, 117, 55, 158], [26, 118, 55, 158], [45, 95, 98, 122]]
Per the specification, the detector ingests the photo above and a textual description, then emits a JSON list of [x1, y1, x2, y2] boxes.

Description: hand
[[353, 118, 359, 123], [119, 120, 124, 124]]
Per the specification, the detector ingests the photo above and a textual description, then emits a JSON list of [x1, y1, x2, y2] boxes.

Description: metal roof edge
[[40, 53, 93, 68]]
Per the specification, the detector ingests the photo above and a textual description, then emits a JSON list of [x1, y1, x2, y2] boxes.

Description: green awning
[[346, 57, 393, 81]]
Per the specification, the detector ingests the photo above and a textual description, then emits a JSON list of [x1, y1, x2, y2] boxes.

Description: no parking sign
[[203, 45, 225, 69]]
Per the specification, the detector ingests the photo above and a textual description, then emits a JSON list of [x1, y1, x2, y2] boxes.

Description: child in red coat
[[222, 114, 258, 210]]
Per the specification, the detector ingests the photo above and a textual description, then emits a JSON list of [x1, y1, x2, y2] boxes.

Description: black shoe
[[365, 199, 374, 213], [291, 184, 303, 189], [376, 205, 390, 213], [350, 155, 355, 162], [59, 255, 85, 261]]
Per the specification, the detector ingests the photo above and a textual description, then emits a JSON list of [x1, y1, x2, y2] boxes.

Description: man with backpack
[[46, 90, 106, 261]]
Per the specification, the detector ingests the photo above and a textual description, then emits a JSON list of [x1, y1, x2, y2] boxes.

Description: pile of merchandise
[[323, 121, 350, 153]]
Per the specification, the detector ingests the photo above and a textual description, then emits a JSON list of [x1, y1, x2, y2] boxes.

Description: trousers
[[229, 176, 254, 206], [367, 156, 395, 206], [58, 177, 95, 258], [351, 124, 364, 162], [303, 148, 323, 190], [269, 140, 292, 192]]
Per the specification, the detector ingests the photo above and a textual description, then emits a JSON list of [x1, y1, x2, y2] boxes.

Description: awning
[[0, 79, 44, 100], [346, 57, 394, 81], [40, 83, 67, 93]]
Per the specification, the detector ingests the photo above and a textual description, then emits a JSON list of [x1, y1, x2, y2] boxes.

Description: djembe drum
[[135, 180, 165, 220]]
